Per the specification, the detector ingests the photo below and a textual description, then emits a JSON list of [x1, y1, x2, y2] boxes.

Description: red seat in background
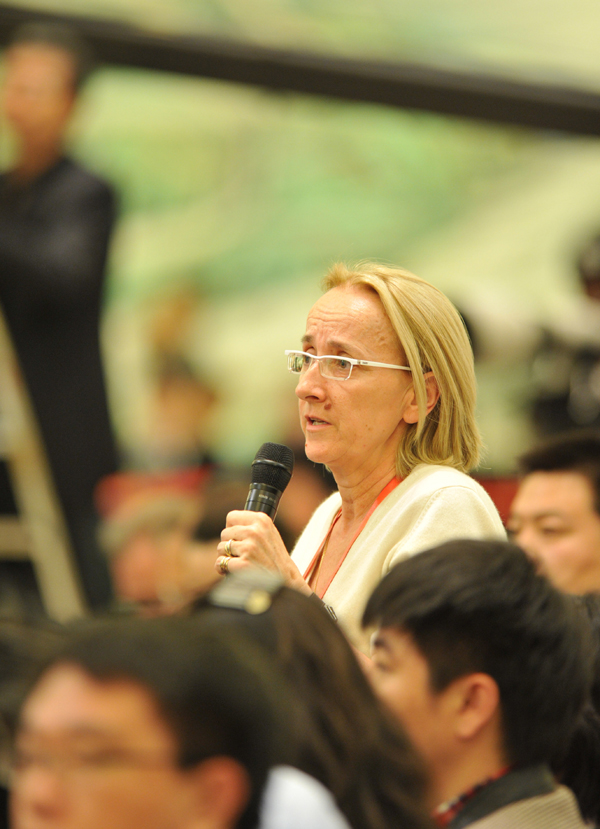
[[474, 476, 519, 526]]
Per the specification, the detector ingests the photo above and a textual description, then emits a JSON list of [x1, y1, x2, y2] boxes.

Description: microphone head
[[251, 443, 294, 492]]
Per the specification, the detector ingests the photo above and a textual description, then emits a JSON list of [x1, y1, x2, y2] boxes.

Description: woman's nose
[[295, 360, 325, 399]]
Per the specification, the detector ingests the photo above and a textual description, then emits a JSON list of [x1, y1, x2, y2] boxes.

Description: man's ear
[[188, 756, 251, 829], [452, 673, 500, 743], [401, 372, 440, 425]]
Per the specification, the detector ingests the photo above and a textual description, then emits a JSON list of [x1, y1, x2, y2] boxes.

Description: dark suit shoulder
[[48, 156, 116, 206], [0, 157, 116, 219]]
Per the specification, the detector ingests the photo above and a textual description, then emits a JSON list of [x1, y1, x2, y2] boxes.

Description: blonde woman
[[217, 263, 505, 653]]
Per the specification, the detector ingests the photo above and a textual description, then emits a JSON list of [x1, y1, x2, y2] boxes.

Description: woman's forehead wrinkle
[[304, 285, 404, 363]]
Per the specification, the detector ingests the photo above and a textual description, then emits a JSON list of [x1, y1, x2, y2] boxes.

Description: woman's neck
[[335, 463, 399, 527]]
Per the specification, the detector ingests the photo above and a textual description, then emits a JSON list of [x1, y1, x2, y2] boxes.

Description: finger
[[225, 556, 249, 574], [225, 510, 247, 527], [218, 538, 239, 557], [225, 509, 273, 527], [215, 555, 230, 576], [214, 555, 249, 577]]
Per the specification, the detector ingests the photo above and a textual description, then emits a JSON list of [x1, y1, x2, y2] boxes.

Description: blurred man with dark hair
[[508, 430, 600, 594], [0, 22, 119, 608], [10, 616, 285, 829], [10, 615, 351, 829], [363, 539, 590, 828]]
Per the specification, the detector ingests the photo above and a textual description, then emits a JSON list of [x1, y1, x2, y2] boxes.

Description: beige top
[[292, 464, 506, 654], [468, 785, 586, 829]]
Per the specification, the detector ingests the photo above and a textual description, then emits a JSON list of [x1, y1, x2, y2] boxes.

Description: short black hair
[[0, 619, 65, 740], [194, 572, 430, 829], [24, 615, 292, 829], [8, 21, 94, 92], [518, 429, 600, 516], [363, 539, 592, 769]]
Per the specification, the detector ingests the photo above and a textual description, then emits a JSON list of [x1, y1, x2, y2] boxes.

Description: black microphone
[[244, 443, 294, 520]]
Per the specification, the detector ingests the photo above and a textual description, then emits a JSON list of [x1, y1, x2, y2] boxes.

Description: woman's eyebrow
[[301, 335, 355, 352]]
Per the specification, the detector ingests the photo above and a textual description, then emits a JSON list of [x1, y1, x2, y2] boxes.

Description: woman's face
[[295, 285, 415, 483]]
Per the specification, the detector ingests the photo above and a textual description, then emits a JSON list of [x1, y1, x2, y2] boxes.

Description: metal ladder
[[0, 307, 86, 622]]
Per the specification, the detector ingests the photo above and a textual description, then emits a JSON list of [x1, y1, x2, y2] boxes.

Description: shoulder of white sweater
[[306, 465, 487, 517], [300, 465, 490, 532], [400, 463, 488, 494]]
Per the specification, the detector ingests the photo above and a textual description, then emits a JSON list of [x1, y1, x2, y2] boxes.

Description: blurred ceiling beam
[[0, 3, 599, 136]]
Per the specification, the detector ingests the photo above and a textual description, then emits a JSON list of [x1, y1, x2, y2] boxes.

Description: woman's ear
[[401, 372, 440, 425]]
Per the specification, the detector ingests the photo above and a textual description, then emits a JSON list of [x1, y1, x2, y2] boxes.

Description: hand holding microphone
[[216, 443, 303, 583]]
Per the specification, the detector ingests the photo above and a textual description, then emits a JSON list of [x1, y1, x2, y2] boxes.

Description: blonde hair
[[324, 262, 481, 475]]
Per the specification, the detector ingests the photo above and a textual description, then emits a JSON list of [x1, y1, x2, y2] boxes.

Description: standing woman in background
[[217, 262, 505, 653]]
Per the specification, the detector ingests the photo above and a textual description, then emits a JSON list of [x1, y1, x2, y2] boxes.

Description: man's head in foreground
[[508, 430, 600, 594], [363, 539, 591, 810], [10, 616, 289, 829]]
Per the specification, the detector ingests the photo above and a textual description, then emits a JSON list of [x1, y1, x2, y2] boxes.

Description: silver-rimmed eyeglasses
[[285, 350, 411, 381]]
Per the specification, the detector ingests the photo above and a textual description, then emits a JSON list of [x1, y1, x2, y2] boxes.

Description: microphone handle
[[244, 483, 282, 520]]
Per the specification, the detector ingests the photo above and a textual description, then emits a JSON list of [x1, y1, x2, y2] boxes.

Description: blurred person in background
[[508, 430, 600, 594], [10, 615, 350, 829], [0, 618, 65, 829], [529, 233, 600, 437], [99, 486, 206, 616], [363, 539, 590, 829], [96, 466, 220, 615], [551, 594, 600, 828], [0, 22, 119, 608], [194, 568, 432, 829], [139, 353, 218, 471], [127, 285, 219, 472], [216, 262, 505, 654], [97, 474, 292, 616]]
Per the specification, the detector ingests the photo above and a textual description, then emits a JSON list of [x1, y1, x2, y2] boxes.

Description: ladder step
[[0, 516, 30, 557]]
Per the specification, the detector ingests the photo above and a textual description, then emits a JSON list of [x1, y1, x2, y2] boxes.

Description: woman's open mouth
[[306, 416, 329, 427]]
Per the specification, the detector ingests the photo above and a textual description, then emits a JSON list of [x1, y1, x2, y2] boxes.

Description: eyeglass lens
[[287, 352, 352, 379]]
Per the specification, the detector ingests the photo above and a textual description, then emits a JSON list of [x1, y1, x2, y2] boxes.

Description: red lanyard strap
[[304, 476, 401, 599]]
